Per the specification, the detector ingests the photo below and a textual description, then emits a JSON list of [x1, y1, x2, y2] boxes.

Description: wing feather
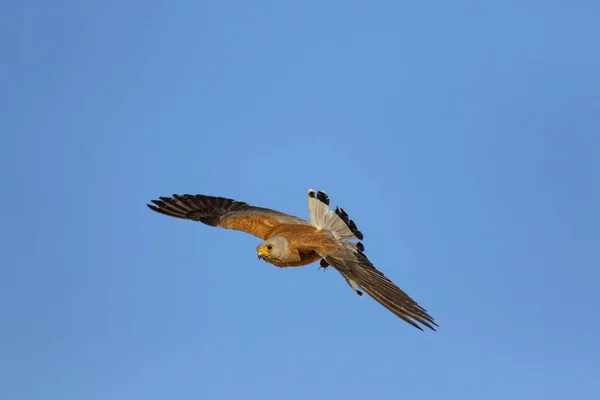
[[147, 194, 310, 239], [323, 245, 437, 331]]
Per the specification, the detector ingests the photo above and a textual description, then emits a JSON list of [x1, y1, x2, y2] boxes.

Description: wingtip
[[418, 318, 438, 332]]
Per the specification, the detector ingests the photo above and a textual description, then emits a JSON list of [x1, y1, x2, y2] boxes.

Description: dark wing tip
[[145, 193, 249, 226], [326, 251, 437, 331], [394, 306, 438, 331], [147, 202, 186, 220]]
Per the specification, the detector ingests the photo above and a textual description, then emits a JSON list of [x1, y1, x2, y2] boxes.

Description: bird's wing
[[323, 244, 438, 331], [147, 194, 310, 239]]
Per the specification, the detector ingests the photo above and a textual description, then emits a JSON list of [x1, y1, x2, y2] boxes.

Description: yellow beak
[[257, 247, 270, 259]]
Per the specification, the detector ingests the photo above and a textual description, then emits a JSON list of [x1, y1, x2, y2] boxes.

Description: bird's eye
[[267, 245, 272, 250]]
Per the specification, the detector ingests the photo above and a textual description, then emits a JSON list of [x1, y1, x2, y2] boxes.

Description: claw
[[318, 259, 330, 272]]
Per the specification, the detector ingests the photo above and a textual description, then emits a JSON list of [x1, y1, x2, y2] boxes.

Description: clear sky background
[[1, 1, 599, 399]]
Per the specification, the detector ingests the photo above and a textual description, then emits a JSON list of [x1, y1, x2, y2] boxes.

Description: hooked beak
[[257, 247, 269, 260]]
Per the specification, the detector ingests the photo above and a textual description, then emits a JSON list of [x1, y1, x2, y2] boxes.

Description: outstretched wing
[[323, 245, 438, 331], [147, 194, 310, 239]]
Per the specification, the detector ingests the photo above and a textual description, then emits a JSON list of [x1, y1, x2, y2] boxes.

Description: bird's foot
[[318, 259, 330, 272]]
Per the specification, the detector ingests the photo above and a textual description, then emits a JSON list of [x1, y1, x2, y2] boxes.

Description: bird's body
[[147, 189, 438, 331], [258, 224, 338, 267]]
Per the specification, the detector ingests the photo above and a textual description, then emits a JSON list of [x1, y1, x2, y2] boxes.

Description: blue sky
[[1, 1, 599, 399]]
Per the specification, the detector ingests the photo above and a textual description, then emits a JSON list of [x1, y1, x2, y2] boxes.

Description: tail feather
[[307, 189, 364, 244], [323, 209, 354, 239], [308, 189, 328, 229]]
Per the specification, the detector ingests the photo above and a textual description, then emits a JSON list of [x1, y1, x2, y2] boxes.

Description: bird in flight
[[147, 189, 437, 331]]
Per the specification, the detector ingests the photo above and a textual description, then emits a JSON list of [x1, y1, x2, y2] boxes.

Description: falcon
[[147, 189, 437, 331]]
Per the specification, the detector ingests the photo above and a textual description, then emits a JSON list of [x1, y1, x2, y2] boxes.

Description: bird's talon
[[319, 259, 330, 271]]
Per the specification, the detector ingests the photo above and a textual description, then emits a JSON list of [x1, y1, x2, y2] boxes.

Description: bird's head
[[257, 236, 288, 261]]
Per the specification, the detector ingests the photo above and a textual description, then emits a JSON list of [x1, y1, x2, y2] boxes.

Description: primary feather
[[308, 189, 437, 331]]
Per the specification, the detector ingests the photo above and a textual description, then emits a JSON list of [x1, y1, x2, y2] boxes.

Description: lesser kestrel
[[147, 189, 437, 331]]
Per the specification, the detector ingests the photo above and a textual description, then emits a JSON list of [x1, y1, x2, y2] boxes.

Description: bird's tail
[[307, 189, 364, 247]]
